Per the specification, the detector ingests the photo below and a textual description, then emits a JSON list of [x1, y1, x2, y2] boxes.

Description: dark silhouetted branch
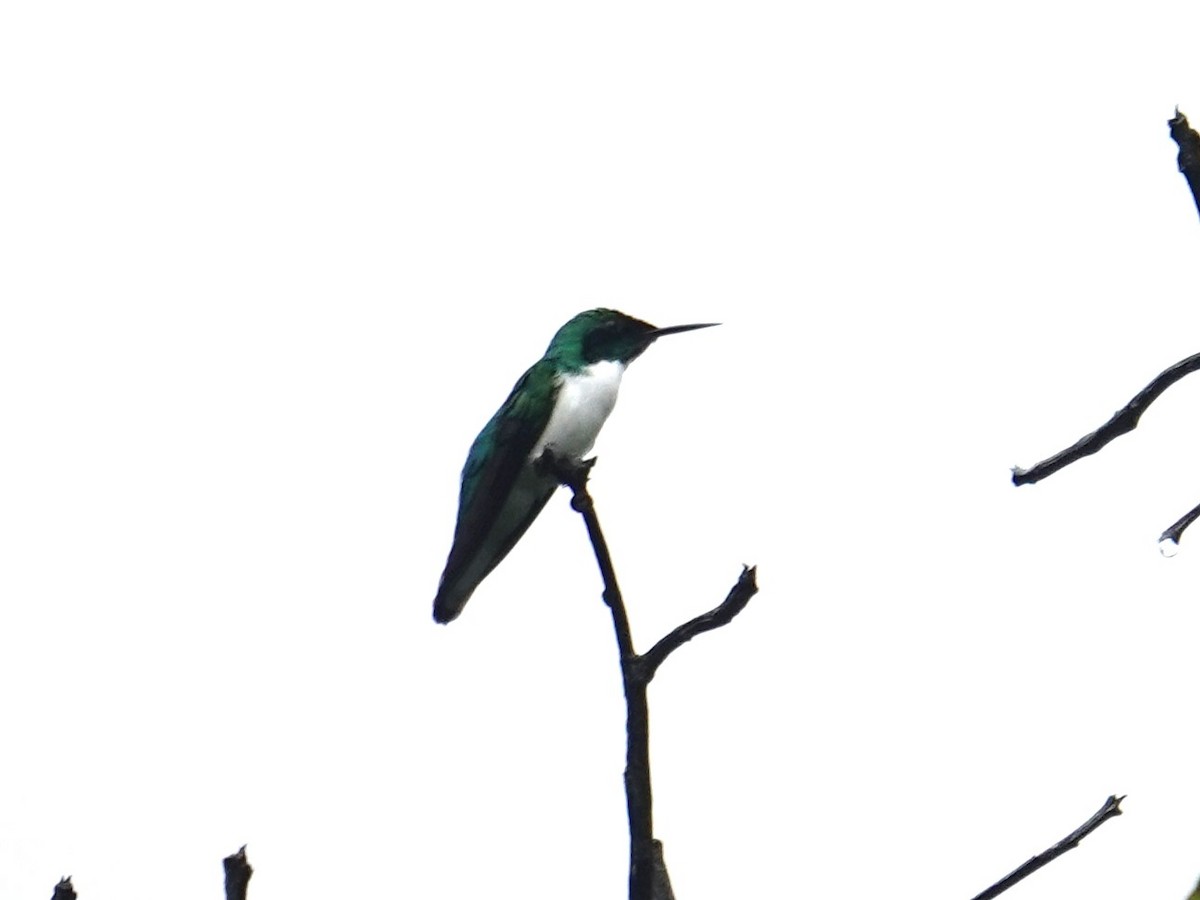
[[1012, 352, 1200, 485], [540, 450, 759, 900], [1160, 500, 1200, 549], [223, 845, 253, 900], [640, 565, 758, 681], [1170, 108, 1200, 220], [649, 841, 676, 900], [970, 794, 1125, 900], [1014, 115, 1200, 542], [51, 876, 76, 900]]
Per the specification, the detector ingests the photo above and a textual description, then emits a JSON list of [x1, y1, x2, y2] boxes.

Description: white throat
[[532, 360, 626, 460]]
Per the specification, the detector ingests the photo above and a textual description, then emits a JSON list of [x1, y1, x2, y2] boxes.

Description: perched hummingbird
[[432, 308, 717, 623]]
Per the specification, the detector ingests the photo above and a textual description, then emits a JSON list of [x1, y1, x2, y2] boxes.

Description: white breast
[[532, 360, 626, 460]]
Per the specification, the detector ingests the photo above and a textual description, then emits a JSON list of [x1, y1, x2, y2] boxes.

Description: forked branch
[[539, 449, 759, 900]]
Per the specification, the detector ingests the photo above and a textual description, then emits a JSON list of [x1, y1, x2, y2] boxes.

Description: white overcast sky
[[6, 2, 1200, 899]]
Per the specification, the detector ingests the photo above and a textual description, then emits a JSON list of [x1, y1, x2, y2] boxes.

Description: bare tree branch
[[540, 450, 759, 900], [1169, 108, 1200, 220], [1014, 111, 1200, 547], [223, 845, 253, 900], [970, 794, 1125, 900], [639, 566, 758, 682], [1012, 352, 1200, 485], [538, 450, 657, 900], [1159, 500, 1200, 549]]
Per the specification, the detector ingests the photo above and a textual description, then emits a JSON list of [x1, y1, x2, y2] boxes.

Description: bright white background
[[4, 2, 1200, 898]]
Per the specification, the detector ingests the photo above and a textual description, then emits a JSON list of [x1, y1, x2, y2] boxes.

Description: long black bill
[[648, 322, 720, 339]]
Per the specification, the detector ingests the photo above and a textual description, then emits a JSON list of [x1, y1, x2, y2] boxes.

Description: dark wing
[[433, 360, 557, 622]]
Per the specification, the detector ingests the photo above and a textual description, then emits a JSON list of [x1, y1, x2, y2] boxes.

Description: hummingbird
[[433, 308, 717, 623]]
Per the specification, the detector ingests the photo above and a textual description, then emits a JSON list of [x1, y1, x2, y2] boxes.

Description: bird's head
[[548, 308, 718, 369]]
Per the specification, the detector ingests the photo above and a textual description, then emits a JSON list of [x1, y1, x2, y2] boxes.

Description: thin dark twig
[[639, 566, 758, 681], [541, 450, 757, 900], [1012, 353, 1200, 485], [970, 794, 1125, 900], [1169, 108, 1200, 221], [540, 450, 657, 900], [1159, 500, 1200, 548], [51, 876, 77, 900], [223, 845, 253, 900]]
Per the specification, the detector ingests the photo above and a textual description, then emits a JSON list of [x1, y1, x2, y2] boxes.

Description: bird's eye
[[583, 325, 614, 361]]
